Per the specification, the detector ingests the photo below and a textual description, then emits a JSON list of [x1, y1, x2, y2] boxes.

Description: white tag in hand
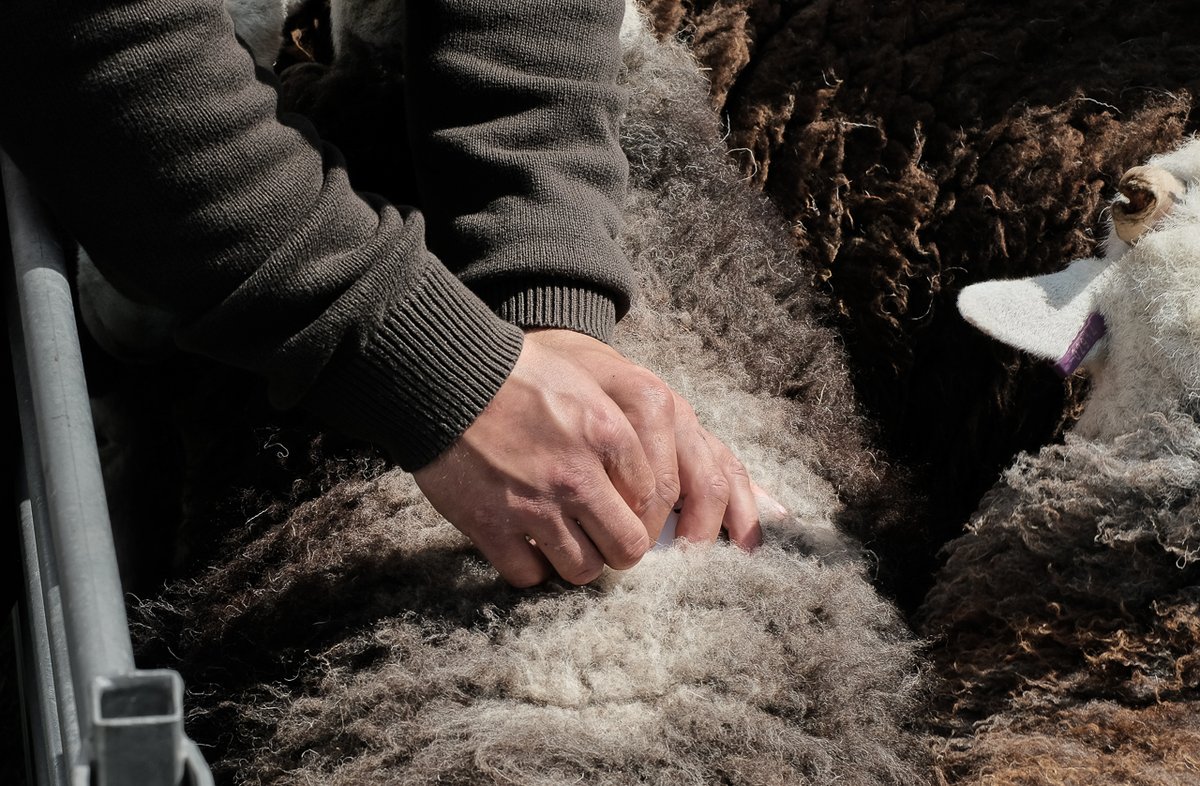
[[654, 508, 681, 550]]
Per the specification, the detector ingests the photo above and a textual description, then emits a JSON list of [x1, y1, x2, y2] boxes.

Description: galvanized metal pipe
[[15, 496, 72, 786], [9, 266, 86, 784], [3, 152, 135, 743], [6, 150, 215, 786]]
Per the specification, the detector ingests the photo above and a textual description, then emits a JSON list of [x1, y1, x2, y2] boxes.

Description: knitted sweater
[[0, 0, 633, 470]]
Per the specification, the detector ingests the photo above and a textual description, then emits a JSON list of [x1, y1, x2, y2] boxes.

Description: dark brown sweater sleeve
[[0, 0, 523, 470], [404, 0, 634, 342]]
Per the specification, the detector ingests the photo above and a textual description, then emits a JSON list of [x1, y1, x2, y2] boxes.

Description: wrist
[[301, 261, 524, 472]]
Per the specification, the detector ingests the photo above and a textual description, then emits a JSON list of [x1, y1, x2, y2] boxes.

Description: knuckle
[[498, 496, 554, 532], [561, 558, 604, 586], [608, 528, 650, 569], [632, 475, 661, 518], [548, 466, 604, 509], [636, 376, 675, 417], [726, 455, 751, 483], [546, 466, 576, 498], [705, 472, 732, 506], [503, 564, 548, 589], [547, 460, 589, 497], [656, 471, 682, 508], [631, 473, 678, 521], [583, 407, 625, 451]]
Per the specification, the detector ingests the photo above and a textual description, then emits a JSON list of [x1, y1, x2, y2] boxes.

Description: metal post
[[7, 193, 87, 786], [3, 151, 135, 735], [4, 152, 209, 786], [15, 493, 73, 786]]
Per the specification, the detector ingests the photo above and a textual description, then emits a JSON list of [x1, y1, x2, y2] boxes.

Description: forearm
[[0, 0, 522, 470], [403, 0, 635, 341]]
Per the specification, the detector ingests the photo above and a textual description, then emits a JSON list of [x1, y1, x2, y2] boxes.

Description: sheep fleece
[[137, 478, 924, 785], [127, 10, 930, 786], [920, 412, 1200, 783]]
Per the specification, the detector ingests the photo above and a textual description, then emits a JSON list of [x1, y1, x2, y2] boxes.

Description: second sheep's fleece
[[918, 140, 1200, 783], [645, 0, 1200, 605], [124, 4, 931, 784]]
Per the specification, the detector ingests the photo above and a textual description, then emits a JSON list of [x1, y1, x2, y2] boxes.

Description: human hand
[[413, 329, 760, 588], [526, 329, 761, 550]]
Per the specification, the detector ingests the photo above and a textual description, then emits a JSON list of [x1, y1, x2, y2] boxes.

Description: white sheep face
[[959, 137, 1200, 440]]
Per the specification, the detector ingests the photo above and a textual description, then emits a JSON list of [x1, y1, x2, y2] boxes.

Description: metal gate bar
[[4, 152, 213, 786]]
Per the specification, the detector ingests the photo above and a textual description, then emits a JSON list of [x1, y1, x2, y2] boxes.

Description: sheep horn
[[1111, 165, 1185, 244]]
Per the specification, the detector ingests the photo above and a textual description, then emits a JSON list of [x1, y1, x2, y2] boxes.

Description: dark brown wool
[[920, 413, 1200, 783], [646, 0, 1200, 604], [934, 701, 1200, 786]]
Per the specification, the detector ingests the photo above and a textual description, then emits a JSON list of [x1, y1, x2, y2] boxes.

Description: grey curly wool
[[125, 6, 931, 785], [919, 413, 1200, 783], [129, 311, 928, 783], [614, 10, 876, 545], [275, 2, 914, 544], [615, 12, 920, 588], [136, 479, 924, 785]]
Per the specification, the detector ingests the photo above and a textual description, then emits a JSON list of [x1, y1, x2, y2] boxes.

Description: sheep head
[[958, 138, 1200, 440]]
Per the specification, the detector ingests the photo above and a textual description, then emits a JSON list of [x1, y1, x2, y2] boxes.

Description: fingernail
[[765, 498, 788, 519], [752, 485, 788, 519]]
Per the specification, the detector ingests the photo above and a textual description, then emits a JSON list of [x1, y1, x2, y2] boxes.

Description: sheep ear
[[958, 257, 1111, 369]]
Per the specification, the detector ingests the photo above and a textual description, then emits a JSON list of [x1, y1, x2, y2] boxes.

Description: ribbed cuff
[[302, 261, 524, 471], [487, 281, 619, 343]]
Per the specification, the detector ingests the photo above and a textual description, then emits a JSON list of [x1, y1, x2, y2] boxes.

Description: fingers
[[672, 404, 731, 544], [601, 373, 681, 539], [672, 398, 761, 550], [470, 507, 610, 587], [701, 431, 761, 550], [751, 479, 789, 521], [470, 529, 553, 588], [531, 516, 606, 585], [415, 327, 764, 589], [566, 470, 652, 570]]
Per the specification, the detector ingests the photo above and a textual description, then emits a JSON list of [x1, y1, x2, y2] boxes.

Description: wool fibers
[[919, 413, 1200, 782], [274, 0, 920, 595], [136, 476, 925, 784], [616, 9, 920, 592]]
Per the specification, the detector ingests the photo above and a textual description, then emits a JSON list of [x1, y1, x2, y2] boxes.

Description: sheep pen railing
[[3, 153, 214, 786]]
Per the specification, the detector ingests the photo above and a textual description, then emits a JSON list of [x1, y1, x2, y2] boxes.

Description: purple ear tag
[[1053, 312, 1107, 377]]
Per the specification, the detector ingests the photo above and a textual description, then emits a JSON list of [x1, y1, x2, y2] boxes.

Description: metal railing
[[4, 152, 213, 786]]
